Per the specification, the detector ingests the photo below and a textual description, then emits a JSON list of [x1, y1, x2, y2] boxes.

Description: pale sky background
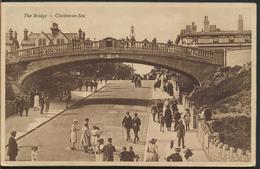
[[2, 3, 255, 75]]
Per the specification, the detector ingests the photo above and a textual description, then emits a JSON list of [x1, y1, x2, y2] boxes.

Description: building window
[[42, 39, 46, 45], [57, 39, 60, 44], [213, 36, 219, 44], [61, 39, 64, 44], [39, 39, 42, 46]]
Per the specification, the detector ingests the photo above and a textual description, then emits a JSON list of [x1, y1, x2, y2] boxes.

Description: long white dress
[[80, 126, 91, 148], [70, 124, 77, 144], [34, 95, 40, 109]]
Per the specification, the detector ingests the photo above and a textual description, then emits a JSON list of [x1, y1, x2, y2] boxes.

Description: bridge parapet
[[6, 40, 224, 65]]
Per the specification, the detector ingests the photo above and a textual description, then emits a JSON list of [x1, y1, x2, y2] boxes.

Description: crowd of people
[[76, 78, 107, 92], [69, 114, 141, 162], [153, 75, 174, 96]]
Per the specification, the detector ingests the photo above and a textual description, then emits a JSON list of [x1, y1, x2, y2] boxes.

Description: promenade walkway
[[144, 87, 208, 162], [5, 81, 109, 145]]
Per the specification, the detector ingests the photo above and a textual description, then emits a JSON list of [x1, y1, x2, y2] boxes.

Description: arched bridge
[[6, 37, 225, 89]]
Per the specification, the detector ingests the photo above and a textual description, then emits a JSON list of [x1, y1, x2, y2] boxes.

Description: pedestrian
[[7, 131, 19, 161], [44, 95, 50, 113], [145, 138, 159, 161], [85, 80, 89, 91], [65, 91, 72, 109], [95, 138, 104, 161], [14, 95, 21, 115], [102, 137, 116, 161], [166, 147, 183, 162], [127, 146, 139, 161], [182, 149, 193, 162], [94, 80, 98, 91], [122, 112, 132, 141], [34, 93, 40, 111], [204, 106, 212, 121], [164, 106, 173, 131], [157, 100, 163, 121], [176, 120, 185, 148], [173, 111, 181, 131], [171, 96, 178, 113], [23, 96, 30, 116], [31, 146, 38, 161], [78, 78, 83, 91], [70, 119, 79, 150], [91, 126, 102, 149], [159, 110, 165, 132], [132, 113, 141, 143], [166, 81, 174, 96], [90, 80, 94, 92], [80, 120, 91, 153], [150, 102, 158, 122], [183, 109, 191, 131], [119, 146, 128, 161], [18, 96, 24, 117], [39, 94, 45, 114]]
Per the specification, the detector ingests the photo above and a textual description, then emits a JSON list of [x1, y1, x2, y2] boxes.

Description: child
[[31, 146, 38, 161]]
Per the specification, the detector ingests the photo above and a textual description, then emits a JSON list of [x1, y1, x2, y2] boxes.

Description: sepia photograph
[[0, 2, 256, 167]]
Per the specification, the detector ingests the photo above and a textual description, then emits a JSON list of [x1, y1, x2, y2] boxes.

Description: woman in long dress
[[145, 138, 159, 161], [183, 109, 191, 131], [95, 138, 104, 161], [80, 121, 91, 153], [34, 94, 40, 111], [70, 119, 79, 150], [91, 126, 102, 150], [164, 106, 173, 131]]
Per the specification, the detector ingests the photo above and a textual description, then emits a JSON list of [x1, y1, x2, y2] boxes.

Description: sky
[[2, 2, 255, 75]]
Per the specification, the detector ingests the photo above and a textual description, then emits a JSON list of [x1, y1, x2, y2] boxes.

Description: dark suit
[[102, 143, 116, 161], [167, 152, 183, 162], [132, 117, 141, 143], [7, 137, 18, 161], [122, 115, 132, 141], [176, 123, 185, 148]]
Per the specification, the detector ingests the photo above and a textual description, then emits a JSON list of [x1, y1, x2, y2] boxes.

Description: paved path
[[144, 87, 209, 162], [4, 80, 153, 162], [5, 81, 110, 144]]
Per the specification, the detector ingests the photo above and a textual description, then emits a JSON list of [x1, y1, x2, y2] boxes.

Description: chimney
[[204, 16, 209, 32], [78, 28, 82, 39], [9, 28, 13, 40], [238, 15, 243, 33], [50, 23, 60, 36], [24, 28, 28, 40], [82, 31, 85, 40], [14, 31, 17, 39]]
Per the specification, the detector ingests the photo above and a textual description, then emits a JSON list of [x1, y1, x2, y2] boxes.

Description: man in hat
[[122, 112, 132, 141], [166, 147, 183, 162], [176, 120, 185, 148], [7, 131, 19, 161], [132, 113, 141, 143], [173, 111, 181, 131]]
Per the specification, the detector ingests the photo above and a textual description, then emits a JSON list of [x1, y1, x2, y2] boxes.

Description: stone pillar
[[229, 147, 236, 161], [223, 144, 230, 162]]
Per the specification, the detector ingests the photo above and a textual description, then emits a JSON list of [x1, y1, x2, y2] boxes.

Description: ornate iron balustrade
[[6, 40, 217, 62]]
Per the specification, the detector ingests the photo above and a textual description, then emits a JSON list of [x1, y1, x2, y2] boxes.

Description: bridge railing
[[6, 40, 219, 63]]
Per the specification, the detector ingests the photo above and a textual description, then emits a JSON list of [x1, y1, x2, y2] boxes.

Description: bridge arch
[[6, 39, 224, 90]]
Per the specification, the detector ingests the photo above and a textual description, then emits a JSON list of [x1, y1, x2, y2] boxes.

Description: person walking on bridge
[[122, 112, 132, 141]]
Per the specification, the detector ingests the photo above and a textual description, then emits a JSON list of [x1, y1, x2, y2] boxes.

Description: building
[[6, 28, 19, 52], [175, 15, 251, 51], [21, 23, 87, 49]]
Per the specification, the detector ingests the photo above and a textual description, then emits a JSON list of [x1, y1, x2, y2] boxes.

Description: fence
[[196, 119, 251, 162]]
